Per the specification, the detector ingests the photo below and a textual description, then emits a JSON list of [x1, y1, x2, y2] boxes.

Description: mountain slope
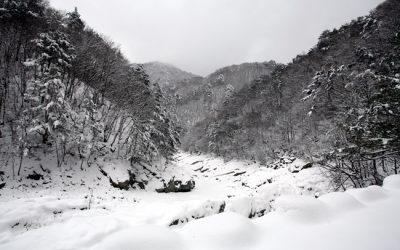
[[170, 61, 277, 134], [185, 0, 400, 188], [144, 61, 277, 138], [0, 0, 179, 182], [143, 62, 199, 91]]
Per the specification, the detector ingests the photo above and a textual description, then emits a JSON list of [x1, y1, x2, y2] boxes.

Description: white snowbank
[[0, 175, 399, 250], [179, 212, 260, 250], [383, 174, 400, 189], [1, 151, 399, 250], [93, 226, 185, 250]]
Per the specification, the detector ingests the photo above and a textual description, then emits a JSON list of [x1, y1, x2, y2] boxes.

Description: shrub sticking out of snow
[[168, 200, 226, 226]]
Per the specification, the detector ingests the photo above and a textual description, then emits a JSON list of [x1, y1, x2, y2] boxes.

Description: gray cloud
[[50, 0, 383, 76]]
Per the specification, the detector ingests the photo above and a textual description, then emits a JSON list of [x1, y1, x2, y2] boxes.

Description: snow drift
[[0, 175, 399, 250]]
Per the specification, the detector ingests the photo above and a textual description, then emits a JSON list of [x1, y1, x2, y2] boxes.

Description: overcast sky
[[50, 0, 383, 76]]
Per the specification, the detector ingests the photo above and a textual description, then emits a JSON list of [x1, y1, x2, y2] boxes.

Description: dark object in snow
[[98, 167, 108, 177], [194, 166, 203, 171], [241, 182, 250, 188], [200, 168, 209, 173], [39, 164, 51, 174], [139, 163, 159, 177], [249, 208, 267, 219], [156, 177, 195, 193], [191, 160, 203, 165], [169, 201, 225, 226], [256, 178, 273, 188], [27, 171, 43, 180], [303, 162, 313, 169], [109, 170, 146, 190], [233, 171, 246, 176], [109, 177, 130, 190], [289, 162, 313, 173], [0, 182, 5, 189], [214, 171, 235, 177]]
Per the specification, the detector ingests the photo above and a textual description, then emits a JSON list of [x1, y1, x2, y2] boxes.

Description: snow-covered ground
[[0, 152, 399, 250]]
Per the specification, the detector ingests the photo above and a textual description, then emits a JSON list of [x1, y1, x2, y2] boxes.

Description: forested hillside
[[185, 0, 400, 188], [143, 61, 198, 92], [0, 0, 180, 177], [147, 61, 277, 138]]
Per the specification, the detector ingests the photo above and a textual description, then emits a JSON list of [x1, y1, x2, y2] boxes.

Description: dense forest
[[147, 61, 277, 138], [0, 0, 180, 176]]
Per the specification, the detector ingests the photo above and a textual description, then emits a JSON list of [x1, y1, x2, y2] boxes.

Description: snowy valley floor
[[0, 152, 399, 250]]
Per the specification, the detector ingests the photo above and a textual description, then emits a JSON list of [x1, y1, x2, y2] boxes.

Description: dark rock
[[0, 182, 5, 189], [303, 162, 313, 169], [241, 182, 250, 188], [218, 201, 226, 213], [289, 162, 313, 173], [156, 177, 195, 193], [109, 178, 130, 190], [27, 171, 43, 181], [109, 170, 146, 190], [137, 182, 146, 190]]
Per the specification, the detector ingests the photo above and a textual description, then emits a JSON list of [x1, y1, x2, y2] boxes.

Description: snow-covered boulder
[[227, 196, 271, 218], [288, 159, 313, 173], [274, 195, 333, 223], [26, 171, 44, 181], [169, 200, 226, 226], [156, 178, 195, 193], [383, 174, 400, 189]]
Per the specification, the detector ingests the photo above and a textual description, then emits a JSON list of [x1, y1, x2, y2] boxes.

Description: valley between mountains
[[1, 0, 400, 249]]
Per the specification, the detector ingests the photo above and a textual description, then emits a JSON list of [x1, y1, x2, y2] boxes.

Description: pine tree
[[66, 7, 85, 33], [223, 84, 235, 105]]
